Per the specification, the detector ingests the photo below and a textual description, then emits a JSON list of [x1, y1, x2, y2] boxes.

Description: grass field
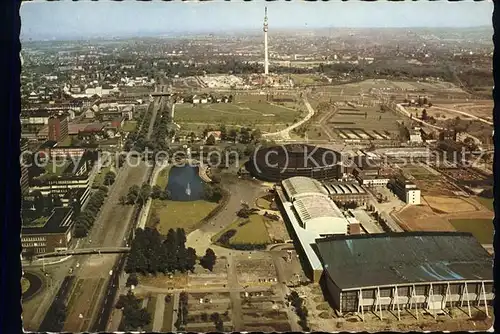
[[144, 296, 157, 332], [21, 277, 30, 294], [213, 214, 271, 246], [148, 199, 218, 235], [290, 74, 323, 86], [162, 296, 174, 332], [449, 218, 493, 244], [174, 100, 301, 129], [155, 166, 171, 189], [122, 121, 138, 132], [476, 197, 494, 212]]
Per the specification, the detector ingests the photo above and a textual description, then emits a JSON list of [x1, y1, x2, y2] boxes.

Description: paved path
[[226, 255, 243, 331], [433, 105, 493, 126], [262, 97, 316, 140], [152, 294, 166, 331]]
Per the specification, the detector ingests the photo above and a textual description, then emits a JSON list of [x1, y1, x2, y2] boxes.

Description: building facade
[[47, 115, 69, 142], [315, 233, 494, 320], [391, 175, 421, 205]]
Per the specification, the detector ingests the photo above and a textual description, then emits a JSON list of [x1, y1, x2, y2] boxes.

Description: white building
[[276, 176, 354, 282], [391, 175, 421, 205]]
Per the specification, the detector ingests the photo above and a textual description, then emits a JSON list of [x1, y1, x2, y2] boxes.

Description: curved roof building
[[248, 144, 342, 182]]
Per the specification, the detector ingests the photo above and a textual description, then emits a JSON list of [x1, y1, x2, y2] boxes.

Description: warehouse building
[[323, 182, 370, 204], [275, 176, 357, 282], [315, 232, 493, 320]]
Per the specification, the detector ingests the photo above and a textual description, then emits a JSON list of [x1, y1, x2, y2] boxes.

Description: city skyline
[[21, 0, 493, 41]]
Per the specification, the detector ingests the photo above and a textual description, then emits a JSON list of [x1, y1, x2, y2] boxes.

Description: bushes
[[288, 291, 310, 331], [216, 229, 237, 245]]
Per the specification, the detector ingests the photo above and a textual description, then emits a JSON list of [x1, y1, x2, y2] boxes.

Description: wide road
[[60, 92, 163, 332]]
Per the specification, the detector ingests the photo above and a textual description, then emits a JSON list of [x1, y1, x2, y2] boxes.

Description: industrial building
[[390, 175, 421, 205], [315, 232, 493, 320], [275, 176, 359, 282], [323, 182, 370, 204]]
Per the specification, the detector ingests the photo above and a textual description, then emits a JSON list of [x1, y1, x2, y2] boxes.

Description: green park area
[[147, 165, 218, 235], [290, 74, 323, 86], [213, 214, 271, 248], [449, 218, 493, 244], [123, 120, 138, 132], [23, 216, 49, 228], [174, 97, 301, 131], [476, 197, 494, 212], [148, 200, 218, 235], [21, 277, 30, 294]]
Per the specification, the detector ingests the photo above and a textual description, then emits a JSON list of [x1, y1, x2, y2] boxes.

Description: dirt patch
[[139, 273, 188, 289], [423, 196, 478, 214], [395, 206, 454, 232]]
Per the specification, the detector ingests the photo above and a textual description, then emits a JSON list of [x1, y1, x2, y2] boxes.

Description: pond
[[166, 165, 205, 201]]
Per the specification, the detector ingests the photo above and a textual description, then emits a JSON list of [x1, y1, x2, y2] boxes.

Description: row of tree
[[125, 227, 217, 274], [73, 188, 108, 238], [288, 291, 310, 331], [201, 125, 262, 145], [116, 291, 152, 331], [174, 292, 189, 330]]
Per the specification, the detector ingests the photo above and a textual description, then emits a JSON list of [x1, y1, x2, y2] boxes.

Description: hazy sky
[[21, 0, 493, 40]]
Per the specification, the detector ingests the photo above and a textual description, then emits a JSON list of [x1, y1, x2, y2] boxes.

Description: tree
[[126, 273, 139, 287], [151, 185, 163, 199], [421, 109, 428, 121], [127, 185, 141, 204], [139, 183, 151, 204], [119, 195, 127, 205], [200, 248, 217, 271], [104, 171, 116, 186], [206, 134, 216, 146], [186, 247, 197, 272]]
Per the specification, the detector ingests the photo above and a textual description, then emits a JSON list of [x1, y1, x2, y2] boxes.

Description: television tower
[[263, 7, 269, 75]]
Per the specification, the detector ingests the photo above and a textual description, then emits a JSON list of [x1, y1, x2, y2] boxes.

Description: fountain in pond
[[166, 165, 204, 201]]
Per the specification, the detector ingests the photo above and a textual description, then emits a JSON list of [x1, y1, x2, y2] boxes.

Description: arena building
[[315, 232, 493, 320], [275, 176, 358, 282], [248, 144, 342, 182]]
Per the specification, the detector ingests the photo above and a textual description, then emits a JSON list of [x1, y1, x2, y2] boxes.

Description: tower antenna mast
[[263, 7, 269, 76]]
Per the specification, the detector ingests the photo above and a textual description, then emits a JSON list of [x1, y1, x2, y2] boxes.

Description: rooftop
[[22, 207, 73, 235], [315, 232, 493, 290], [282, 176, 329, 200]]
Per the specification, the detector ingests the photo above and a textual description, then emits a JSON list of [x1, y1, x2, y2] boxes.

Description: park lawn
[[161, 296, 174, 332], [476, 197, 494, 212], [174, 102, 299, 125], [148, 199, 218, 235], [155, 166, 171, 189], [144, 296, 157, 332], [123, 121, 138, 132], [449, 219, 493, 244], [21, 277, 30, 294], [290, 74, 322, 86], [213, 214, 271, 246]]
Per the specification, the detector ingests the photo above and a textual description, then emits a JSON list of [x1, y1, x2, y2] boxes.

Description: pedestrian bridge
[[35, 247, 131, 259]]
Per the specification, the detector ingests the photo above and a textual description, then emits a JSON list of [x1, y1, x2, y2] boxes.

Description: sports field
[[174, 99, 302, 130]]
